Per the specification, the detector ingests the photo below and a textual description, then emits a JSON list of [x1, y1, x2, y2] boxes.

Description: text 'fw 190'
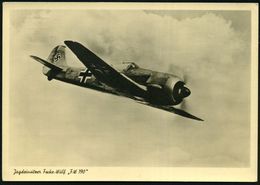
[[30, 41, 203, 121]]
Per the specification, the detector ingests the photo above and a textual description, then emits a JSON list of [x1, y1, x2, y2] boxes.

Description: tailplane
[[30, 55, 63, 71]]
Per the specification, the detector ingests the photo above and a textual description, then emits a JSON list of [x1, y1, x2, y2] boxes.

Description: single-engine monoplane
[[31, 41, 203, 121]]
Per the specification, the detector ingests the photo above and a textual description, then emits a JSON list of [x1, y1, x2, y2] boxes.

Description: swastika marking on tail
[[54, 53, 61, 62]]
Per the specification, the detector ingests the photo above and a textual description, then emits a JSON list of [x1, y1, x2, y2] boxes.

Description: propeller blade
[[181, 99, 187, 110], [183, 74, 188, 84]]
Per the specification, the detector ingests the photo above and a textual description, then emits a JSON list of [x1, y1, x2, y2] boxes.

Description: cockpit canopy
[[113, 62, 139, 72], [124, 62, 139, 70]]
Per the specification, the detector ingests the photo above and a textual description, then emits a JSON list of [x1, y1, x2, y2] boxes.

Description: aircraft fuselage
[[46, 65, 182, 104]]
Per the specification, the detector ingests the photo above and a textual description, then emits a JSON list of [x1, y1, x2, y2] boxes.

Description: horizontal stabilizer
[[30, 55, 63, 71]]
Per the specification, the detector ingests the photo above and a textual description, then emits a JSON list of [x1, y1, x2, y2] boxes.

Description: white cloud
[[9, 10, 250, 167]]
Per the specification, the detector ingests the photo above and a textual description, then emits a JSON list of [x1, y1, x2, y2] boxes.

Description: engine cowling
[[164, 77, 191, 105]]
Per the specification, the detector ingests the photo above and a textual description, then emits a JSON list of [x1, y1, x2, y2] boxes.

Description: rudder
[[47, 45, 67, 67]]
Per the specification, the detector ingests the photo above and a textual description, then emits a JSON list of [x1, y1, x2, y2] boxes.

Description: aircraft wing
[[136, 100, 204, 121], [158, 105, 203, 121], [64, 40, 147, 97]]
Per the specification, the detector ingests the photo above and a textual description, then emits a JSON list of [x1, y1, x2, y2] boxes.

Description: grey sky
[[9, 9, 251, 167]]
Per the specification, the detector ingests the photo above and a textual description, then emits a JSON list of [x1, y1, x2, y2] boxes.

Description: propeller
[[178, 74, 194, 117], [181, 98, 187, 110], [183, 74, 189, 84]]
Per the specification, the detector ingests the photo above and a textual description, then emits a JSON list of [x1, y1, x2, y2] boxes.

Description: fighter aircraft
[[30, 40, 203, 121]]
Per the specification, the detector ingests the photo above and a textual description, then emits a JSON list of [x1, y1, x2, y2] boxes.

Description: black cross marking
[[78, 68, 92, 83]]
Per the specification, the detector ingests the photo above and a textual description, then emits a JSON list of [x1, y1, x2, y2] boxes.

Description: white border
[[2, 2, 258, 182]]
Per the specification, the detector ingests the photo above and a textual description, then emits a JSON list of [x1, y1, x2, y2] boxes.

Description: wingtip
[[64, 40, 75, 46], [30, 55, 37, 59], [64, 40, 89, 52], [192, 116, 204, 122]]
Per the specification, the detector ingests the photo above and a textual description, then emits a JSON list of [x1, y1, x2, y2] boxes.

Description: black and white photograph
[[2, 2, 258, 181]]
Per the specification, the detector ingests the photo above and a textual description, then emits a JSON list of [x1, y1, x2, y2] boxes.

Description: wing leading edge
[[158, 105, 204, 121], [64, 40, 147, 98], [136, 100, 204, 121]]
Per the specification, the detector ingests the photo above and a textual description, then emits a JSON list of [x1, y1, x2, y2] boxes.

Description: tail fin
[[47, 45, 67, 67], [31, 45, 67, 80]]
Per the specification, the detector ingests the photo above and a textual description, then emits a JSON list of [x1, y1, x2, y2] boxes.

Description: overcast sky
[[8, 9, 251, 167]]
